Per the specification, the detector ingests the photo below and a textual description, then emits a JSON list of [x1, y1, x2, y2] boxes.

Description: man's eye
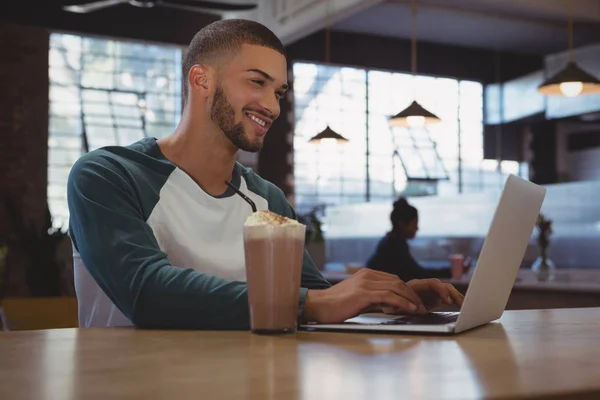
[[252, 80, 265, 86]]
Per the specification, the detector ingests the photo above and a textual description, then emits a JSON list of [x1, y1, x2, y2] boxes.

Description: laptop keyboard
[[381, 312, 459, 325]]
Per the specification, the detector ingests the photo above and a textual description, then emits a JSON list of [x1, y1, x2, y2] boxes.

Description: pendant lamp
[[388, 0, 440, 128], [308, 0, 349, 144]]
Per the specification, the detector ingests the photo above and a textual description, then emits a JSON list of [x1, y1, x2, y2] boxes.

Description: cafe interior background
[[2, 0, 600, 330]]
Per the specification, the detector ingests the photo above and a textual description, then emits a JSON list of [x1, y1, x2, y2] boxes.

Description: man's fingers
[[365, 280, 423, 308], [448, 285, 464, 307], [434, 282, 463, 306], [407, 279, 465, 308], [426, 280, 451, 303], [369, 290, 421, 314], [427, 299, 445, 311], [427, 281, 464, 307], [357, 268, 404, 282]]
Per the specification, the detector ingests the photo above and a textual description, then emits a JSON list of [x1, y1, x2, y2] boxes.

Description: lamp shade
[[538, 61, 600, 97], [388, 100, 441, 128], [308, 125, 349, 144]]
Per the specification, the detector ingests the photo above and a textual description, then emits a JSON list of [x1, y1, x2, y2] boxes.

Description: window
[[293, 64, 368, 211], [48, 33, 182, 227], [293, 62, 525, 213]]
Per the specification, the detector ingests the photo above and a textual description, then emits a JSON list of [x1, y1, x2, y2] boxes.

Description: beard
[[210, 84, 264, 153]]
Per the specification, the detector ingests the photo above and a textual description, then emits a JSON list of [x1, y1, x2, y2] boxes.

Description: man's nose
[[259, 92, 280, 120]]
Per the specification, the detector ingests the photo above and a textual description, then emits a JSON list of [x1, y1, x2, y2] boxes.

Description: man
[[68, 19, 463, 329]]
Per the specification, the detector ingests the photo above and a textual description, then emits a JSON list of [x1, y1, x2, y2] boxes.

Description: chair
[[0, 297, 78, 331]]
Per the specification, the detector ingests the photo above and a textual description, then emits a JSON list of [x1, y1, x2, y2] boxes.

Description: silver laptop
[[301, 174, 546, 335]]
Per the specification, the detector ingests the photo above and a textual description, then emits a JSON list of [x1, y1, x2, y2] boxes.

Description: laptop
[[301, 174, 546, 335]]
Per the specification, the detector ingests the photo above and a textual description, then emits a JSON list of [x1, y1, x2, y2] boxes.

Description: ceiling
[[333, 0, 600, 55], [0, 0, 221, 45], [4, 0, 600, 56]]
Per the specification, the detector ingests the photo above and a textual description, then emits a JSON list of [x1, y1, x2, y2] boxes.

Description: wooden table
[[2, 308, 600, 399]]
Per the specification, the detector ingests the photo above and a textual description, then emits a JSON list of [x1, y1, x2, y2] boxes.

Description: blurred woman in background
[[366, 197, 453, 282]]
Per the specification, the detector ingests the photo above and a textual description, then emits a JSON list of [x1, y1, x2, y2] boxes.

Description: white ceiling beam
[[222, 0, 387, 45]]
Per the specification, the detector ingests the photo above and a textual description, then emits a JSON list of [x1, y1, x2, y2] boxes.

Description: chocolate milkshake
[[243, 210, 306, 334]]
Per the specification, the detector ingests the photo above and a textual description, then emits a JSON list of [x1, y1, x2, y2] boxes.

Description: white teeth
[[248, 114, 266, 127]]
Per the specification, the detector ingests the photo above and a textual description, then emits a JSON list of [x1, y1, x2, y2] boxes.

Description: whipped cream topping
[[244, 210, 302, 227]]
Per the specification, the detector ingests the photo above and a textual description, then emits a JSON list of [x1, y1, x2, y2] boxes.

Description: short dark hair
[[390, 197, 418, 229], [182, 19, 286, 100]]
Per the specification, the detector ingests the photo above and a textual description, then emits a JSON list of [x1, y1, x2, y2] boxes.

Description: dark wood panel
[[287, 30, 543, 84]]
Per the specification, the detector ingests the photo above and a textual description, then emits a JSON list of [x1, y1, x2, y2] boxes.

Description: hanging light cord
[[325, 0, 331, 64], [411, 0, 418, 75], [567, 0, 574, 62]]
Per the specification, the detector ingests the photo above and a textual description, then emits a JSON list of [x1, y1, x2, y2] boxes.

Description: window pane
[[82, 89, 109, 102], [460, 81, 483, 122], [83, 102, 111, 116], [51, 102, 81, 117], [50, 116, 81, 135], [82, 54, 116, 73], [147, 123, 173, 139], [50, 85, 80, 104], [85, 115, 113, 126], [118, 127, 145, 145], [112, 104, 140, 119], [49, 148, 81, 166], [111, 92, 138, 106], [147, 93, 179, 112], [48, 135, 81, 151], [293, 62, 367, 212], [116, 116, 142, 128], [81, 71, 114, 89], [48, 32, 183, 227]]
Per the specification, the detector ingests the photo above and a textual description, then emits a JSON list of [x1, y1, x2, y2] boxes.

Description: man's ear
[[188, 65, 213, 98]]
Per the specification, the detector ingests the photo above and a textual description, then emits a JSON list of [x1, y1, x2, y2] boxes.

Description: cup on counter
[[243, 210, 306, 334], [449, 253, 465, 279], [344, 263, 364, 274]]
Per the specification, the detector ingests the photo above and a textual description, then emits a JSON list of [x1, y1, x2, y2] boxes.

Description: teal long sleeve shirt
[[67, 137, 331, 330]]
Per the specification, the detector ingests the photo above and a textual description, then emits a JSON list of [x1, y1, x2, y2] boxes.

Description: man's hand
[[302, 269, 428, 324], [406, 278, 464, 311]]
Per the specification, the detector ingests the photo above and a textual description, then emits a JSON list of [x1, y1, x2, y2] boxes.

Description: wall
[[0, 22, 50, 295], [556, 121, 600, 182], [257, 72, 296, 201], [528, 119, 558, 184], [569, 148, 600, 181]]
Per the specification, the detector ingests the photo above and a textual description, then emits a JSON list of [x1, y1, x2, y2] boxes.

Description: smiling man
[[68, 19, 463, 330]]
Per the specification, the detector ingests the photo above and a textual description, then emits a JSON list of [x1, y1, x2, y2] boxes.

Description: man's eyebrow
[[246, 68, 289, 91]]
